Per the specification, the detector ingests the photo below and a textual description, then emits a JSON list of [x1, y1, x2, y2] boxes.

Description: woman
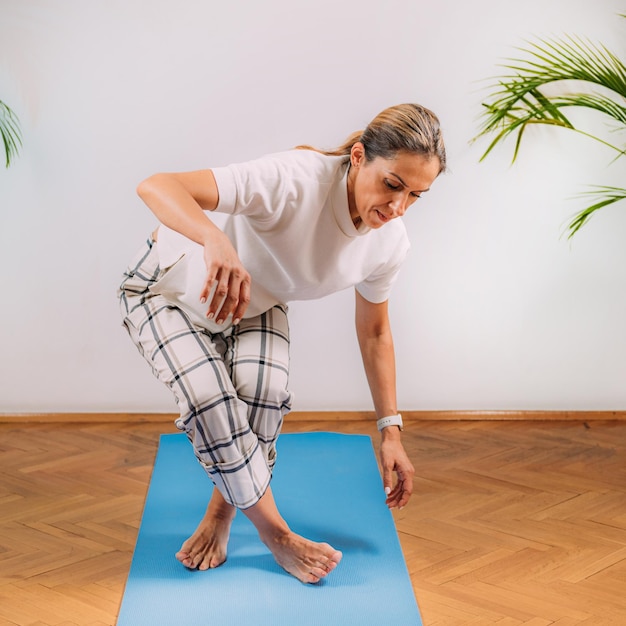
[[119, 103, 446, 584]]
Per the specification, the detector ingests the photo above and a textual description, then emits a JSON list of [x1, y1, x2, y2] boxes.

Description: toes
[[303, 570, 322, 584], [309, 566, 329, 580], [304, 551, 342, 582], [209, 554, 226, 568], [324, 560, 337, 573], [175, 550, 195, 569], [185, 555, 200, 569], [315, 557, 335, 574], [176, 544, 227, 571], [176, 548, 204, 570], [198, 554, 226, 570], [315, 548, 342, 573]]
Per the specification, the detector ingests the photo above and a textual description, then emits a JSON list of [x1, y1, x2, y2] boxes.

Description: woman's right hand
[[201, 228, 251, 325], [137, 169, 251, 325]]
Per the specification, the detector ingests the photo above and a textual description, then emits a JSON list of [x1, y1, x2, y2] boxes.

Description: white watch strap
[[376, 413, 403, 431]]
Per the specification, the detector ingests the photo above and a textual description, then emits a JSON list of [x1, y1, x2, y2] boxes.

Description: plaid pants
[[118, 238, 293, 509]]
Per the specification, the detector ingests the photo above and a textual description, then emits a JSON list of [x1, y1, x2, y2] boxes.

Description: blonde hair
[[298, 103, 446, 173]]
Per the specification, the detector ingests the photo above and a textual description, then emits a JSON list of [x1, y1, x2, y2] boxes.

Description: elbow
[[136, 174, 161, 202], [356, 322, 393, 348], [136, 178, 147, 199], [136, 172, 175, 203]]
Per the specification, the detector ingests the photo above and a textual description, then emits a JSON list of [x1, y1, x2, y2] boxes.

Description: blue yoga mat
[[117, 432, 422, 625]]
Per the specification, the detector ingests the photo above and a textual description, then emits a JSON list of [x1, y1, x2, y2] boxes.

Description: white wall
[[1, 0, 624, 413]]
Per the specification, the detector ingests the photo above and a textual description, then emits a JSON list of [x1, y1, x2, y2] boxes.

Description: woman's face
[[347, 143, 441, 229]]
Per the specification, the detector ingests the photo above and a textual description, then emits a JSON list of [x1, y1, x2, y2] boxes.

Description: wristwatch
[[376, 413, 403, 431]]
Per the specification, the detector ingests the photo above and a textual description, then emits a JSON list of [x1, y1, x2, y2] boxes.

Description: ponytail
[[297, 104, 446, 173], [296, 130, 362, 157]]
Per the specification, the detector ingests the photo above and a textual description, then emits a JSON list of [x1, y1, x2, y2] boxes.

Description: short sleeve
[[355, 228, 410, 303], [211, 165, 238, 214], [211, 152, 310, 221]]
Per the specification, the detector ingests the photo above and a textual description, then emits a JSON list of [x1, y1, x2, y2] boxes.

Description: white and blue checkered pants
[[118, 238, 293, 509]]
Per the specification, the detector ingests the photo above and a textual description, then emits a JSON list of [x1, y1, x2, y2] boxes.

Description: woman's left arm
[[355, 290, 415, 509]]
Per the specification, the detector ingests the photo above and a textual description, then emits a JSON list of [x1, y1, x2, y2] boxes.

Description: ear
[[350, 142, 365, 168]]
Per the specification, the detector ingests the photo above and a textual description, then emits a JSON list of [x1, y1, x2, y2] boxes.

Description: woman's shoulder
[[241, 148, 348, 182]]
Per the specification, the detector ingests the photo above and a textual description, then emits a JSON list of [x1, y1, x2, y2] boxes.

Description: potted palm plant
[[1, 100, 22, 168], [473, 27, 626, 238]]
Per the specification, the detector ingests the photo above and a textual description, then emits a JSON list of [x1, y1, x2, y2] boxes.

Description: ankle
[[207, 496, 236, 521], [259, 526, 291, 549]]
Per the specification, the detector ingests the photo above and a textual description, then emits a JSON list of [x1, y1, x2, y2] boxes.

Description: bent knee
[[237, 377, 292, 412]]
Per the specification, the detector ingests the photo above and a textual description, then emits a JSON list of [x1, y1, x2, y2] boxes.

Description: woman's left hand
[[379, 432, 415, 509]]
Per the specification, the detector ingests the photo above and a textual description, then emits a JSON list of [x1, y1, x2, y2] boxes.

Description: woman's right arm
[[137, 170, 251, 324]]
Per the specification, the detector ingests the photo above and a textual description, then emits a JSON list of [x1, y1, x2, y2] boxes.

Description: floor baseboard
[[1, 410, 625, 423]]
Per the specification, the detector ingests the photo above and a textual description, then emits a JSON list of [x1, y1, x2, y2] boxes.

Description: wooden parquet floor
[[0, 417, 625, 625]]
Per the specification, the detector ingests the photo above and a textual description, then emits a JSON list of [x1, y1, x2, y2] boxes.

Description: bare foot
[[176, 491, 236, 571], [180, 487, 342, 582], [243, 487, 342, 583], [263, 530, 343, 584]]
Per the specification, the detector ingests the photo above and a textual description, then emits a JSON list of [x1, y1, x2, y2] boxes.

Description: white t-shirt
[[152, 149, 410, 332]]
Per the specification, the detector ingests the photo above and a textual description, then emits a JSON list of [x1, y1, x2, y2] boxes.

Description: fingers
[[383, 464, 414, 509], [380, 439, 415, 510], [383, 467, 394, 498], [231, 277, 251, 324], [384, 483, 404, 509], [202, 265, 251, 325], [385, 475, 413, 509], [199, 231, 251, 325]]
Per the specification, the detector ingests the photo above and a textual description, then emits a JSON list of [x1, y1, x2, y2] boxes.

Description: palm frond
[[566, 186, 626, 238], [550, 93, 626, 126], [0, 100, 22, 168], [477, 92, 576, 162], [502, 37, 626, 97], [474, 28, 625, 238], [473, 35, 626, 160]]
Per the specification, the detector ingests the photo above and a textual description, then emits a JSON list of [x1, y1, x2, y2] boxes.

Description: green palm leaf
[[474, 35, 626, 160], [0, 100, 22, 168], [474, 29, 625, 238], [567, 186, 626, 238], [506, 37, 626, 95], [551, 94, 626, 126]]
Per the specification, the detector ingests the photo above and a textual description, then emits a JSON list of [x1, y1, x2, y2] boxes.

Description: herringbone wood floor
[[1, 417, 625, 625]]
